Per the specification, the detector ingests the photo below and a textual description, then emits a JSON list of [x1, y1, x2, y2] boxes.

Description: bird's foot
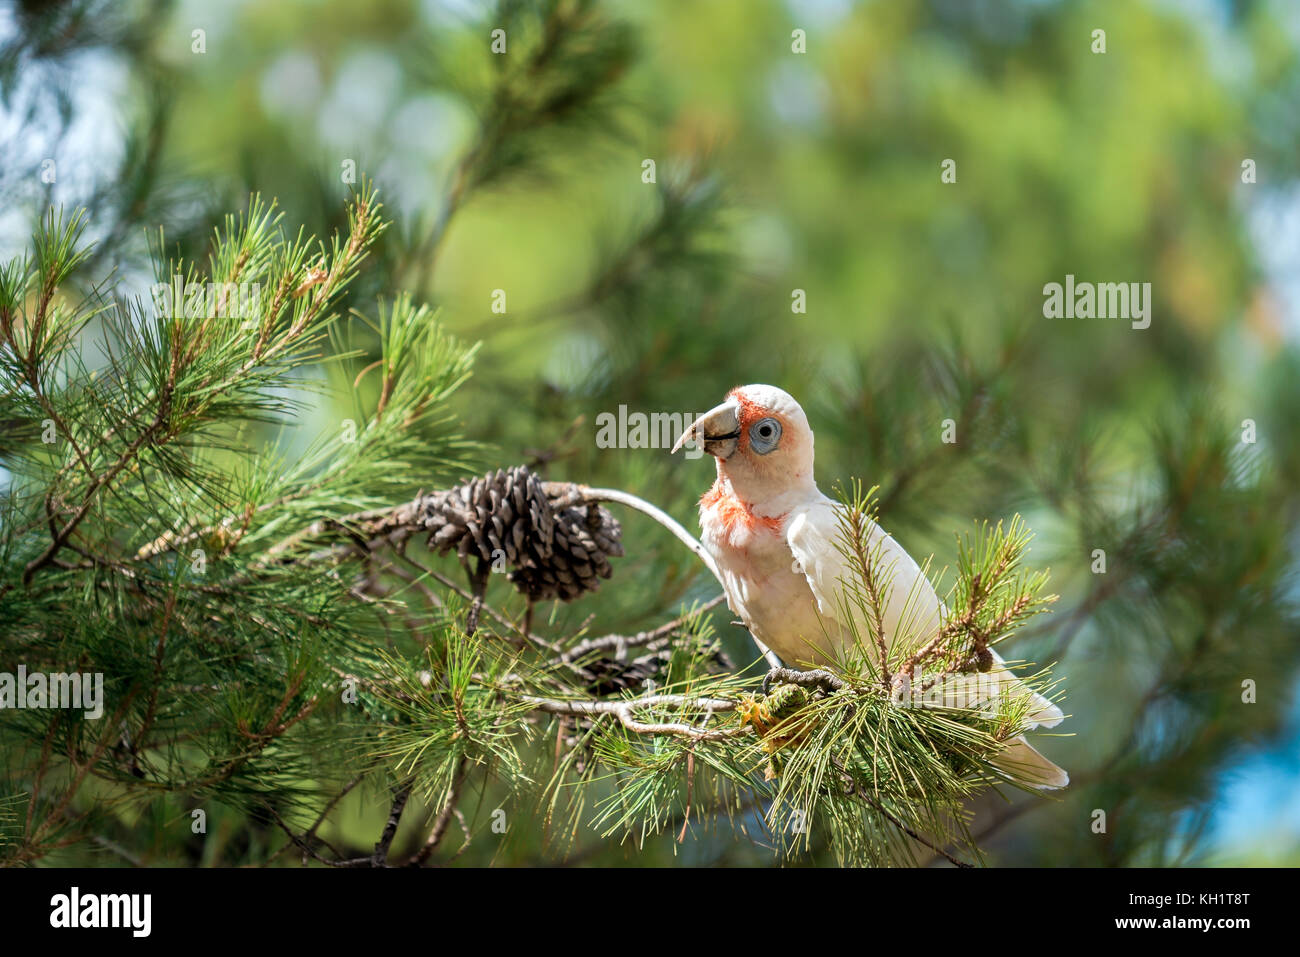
[[761, 666, 845, 698]]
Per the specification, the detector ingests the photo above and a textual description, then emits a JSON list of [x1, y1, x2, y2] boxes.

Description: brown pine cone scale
[[368, 465, 622, 602]]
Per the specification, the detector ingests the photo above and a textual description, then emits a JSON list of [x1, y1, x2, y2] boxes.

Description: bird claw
[[761, 666, 844, 698], [760, 669, 779, 697]]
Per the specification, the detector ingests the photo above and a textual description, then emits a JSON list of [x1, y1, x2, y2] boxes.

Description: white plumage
[[677, 384, 1067, 789]]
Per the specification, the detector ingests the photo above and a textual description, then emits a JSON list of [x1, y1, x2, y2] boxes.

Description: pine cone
[[581, 654, 666, 696], [577, 642, 732, 695], [506, 495, 624, 602], [389, 465, 623, 603], [419, 466, 554, 566]]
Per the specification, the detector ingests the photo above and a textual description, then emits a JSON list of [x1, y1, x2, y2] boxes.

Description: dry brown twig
[[521, 692, 744, 742]]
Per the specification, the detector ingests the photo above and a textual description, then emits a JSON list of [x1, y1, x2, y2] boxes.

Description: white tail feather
[[993, 736, 1069, 790]]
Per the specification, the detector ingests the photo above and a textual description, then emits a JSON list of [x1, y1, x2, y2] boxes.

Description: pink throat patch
[[701, 482, 784, 543]]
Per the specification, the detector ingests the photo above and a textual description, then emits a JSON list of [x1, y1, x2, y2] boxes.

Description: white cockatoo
[[672, 384, 1067, 788]]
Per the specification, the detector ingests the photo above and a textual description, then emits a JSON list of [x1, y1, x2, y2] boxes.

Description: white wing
[[786, 496, 1064, 731]]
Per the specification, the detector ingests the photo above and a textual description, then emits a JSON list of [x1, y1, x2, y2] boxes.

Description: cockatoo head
[[671, 384, 816, 504]]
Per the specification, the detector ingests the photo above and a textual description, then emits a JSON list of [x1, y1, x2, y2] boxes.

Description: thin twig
[[408, 756, 471, 867], [831, 758, 974, 868], [559, 594, 726, 663], [566, 487, 781, 670], [371, 783, 412, 867], [522, 692, 743, 742]]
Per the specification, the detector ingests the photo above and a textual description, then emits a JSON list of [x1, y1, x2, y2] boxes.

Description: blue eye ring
[[749, 417, 781, 454]]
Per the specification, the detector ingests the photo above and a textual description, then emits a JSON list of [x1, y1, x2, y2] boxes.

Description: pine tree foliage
[[1, 201, 1062, 866], [0, 186, 481, 864], [2, 0, 1298, 869]]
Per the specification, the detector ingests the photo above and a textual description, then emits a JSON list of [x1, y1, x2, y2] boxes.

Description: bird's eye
[[749, 417, 782, 454]]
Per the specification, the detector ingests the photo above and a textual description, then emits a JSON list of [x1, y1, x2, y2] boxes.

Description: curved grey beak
[[672, 400, 741, 459]]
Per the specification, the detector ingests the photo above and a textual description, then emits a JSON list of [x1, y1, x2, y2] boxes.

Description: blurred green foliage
[[3, 0, 1299, 866]]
